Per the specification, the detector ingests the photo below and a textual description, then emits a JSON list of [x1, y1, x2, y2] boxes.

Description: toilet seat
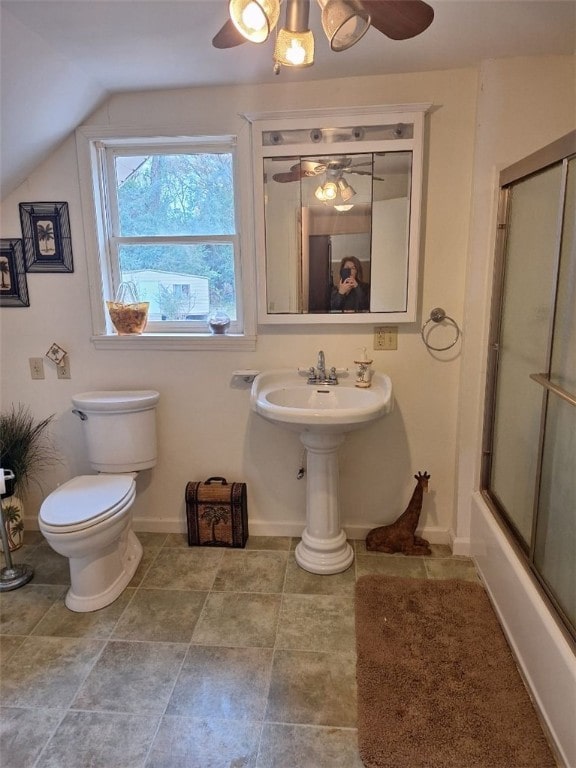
[[39, 475, 136, 533]]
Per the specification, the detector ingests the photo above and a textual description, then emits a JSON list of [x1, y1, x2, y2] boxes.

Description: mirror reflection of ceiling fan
[[269, 155, 384, 208], [213, 0, 434, 72], [271, 157, 372, 183]]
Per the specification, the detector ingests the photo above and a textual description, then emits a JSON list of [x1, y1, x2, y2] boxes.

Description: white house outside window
[[76, 128, 256, 350]]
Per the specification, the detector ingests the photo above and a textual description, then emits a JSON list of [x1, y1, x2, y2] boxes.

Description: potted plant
[[0, 404, 56, 551]]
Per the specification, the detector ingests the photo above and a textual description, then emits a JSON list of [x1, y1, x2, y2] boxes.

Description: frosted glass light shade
[[323, 181, 338, 200], [229, 0, 280, 43], [321, 0, 370, 51], [274, 28, 315, 66], [338, 178, 356, 201], [315, 185, 327, 202]]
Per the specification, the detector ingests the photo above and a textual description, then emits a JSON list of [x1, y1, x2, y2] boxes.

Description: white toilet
[[39, 390, 160, 612]]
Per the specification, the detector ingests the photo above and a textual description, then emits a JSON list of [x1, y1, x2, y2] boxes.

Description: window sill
[[91, 333, 257, 351]]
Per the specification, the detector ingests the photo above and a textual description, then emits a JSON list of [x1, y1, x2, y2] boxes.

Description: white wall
[[0, 58, 570, 548]]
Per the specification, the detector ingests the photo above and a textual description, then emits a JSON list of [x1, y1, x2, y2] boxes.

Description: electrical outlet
[[29, 357, 45, 379], [374, 326, 398, 351], [57, 356, 71, 379]]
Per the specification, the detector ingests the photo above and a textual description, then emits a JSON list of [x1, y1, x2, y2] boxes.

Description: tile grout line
[[253, 551, 290, 768]]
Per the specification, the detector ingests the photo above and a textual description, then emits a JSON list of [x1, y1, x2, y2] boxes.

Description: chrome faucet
[[307, 351, 338, 385], [317, 350, 325, 380]]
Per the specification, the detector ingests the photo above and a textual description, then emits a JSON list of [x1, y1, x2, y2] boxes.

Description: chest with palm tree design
[[186, 476, 248, 548]]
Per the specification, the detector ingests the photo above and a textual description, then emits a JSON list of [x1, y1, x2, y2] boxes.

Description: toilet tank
[[71, 390, 160, 473]]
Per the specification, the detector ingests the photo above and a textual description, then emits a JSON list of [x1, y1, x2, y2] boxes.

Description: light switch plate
[[374, 326, 398, 351], [29, 357, 45, 379], [57, 356, 71, 379]]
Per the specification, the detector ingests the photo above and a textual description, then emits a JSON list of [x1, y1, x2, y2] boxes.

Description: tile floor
[[0, 532, 479, 768]]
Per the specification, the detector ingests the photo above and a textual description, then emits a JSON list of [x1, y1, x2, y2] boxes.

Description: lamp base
[[0, 563, 34, 591]]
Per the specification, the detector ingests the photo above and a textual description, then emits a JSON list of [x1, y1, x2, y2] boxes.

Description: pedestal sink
[[250, 369, 393, 574]]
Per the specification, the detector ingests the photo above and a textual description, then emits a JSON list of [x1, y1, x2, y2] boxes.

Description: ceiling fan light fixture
[[322, 180, 338, 200], [315, 184, 327, 202], [337, 178, 356, 201], [274, 28, 315, 66], [314, 179, 338, 202], [229, 0, 280, 43], [319, 0, 370, 52]]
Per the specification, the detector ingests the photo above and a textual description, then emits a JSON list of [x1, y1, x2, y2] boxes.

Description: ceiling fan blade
[[361, 0, 434, 40], [212, 18, 247, 49], [272, 170, 305, 183], [272, 161, 327, 182]]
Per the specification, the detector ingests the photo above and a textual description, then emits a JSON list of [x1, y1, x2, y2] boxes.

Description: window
[[76, 128, 256, 349]]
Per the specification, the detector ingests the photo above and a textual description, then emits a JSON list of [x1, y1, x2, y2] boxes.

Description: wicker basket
[[106, 301, 149, 334], [106, 281, 149, 334]]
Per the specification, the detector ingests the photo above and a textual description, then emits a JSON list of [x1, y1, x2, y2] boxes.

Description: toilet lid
[[39, 475, 135, 529]]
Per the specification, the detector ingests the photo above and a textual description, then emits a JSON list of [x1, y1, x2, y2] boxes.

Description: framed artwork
[[0, 239, 30, 307], [19, 201, 74, 273]]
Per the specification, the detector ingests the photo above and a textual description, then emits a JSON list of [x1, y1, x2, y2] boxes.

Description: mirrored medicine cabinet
[[247, 104, 430, 325]]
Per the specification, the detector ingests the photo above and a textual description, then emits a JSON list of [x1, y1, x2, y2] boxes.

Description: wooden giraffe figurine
[[365, 472, 432, 556]]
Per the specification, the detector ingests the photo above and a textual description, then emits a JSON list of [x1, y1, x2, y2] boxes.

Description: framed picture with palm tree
[[19, 201, 74, 272], [0, 239, 30, 307]]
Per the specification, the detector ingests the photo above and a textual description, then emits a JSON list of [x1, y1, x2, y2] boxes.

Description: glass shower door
[[489, 164, 563, 546], [533, 156, 576, 629], [483, 134, 576, 639]]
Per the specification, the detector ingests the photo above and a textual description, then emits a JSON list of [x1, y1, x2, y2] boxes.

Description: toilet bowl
[[38, 389, 159, 612], [39, 474, 142, 611]]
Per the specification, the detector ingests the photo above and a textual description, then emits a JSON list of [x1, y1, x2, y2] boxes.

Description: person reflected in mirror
[[331, 256, 370, 312]]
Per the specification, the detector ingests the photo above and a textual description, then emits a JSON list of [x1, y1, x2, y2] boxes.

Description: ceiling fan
[[269, 155, 383, 208], [213, 0, 434, 71], [271, 156, 372, 183]]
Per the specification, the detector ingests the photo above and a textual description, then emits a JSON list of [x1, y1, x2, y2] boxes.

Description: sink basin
[[250, 369, 393, 433]]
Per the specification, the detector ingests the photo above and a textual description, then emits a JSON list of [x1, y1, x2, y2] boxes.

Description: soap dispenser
[[354, 347, 373, 388]]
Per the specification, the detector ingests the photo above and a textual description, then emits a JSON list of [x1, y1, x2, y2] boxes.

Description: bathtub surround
[[470, 495, 576, 768], [355, 575, 556, 767]]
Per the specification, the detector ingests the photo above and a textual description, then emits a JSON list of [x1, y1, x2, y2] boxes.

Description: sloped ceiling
[[1, 0, 575, 200]]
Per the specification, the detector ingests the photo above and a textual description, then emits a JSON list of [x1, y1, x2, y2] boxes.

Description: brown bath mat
[[355, 576, 556, 767]]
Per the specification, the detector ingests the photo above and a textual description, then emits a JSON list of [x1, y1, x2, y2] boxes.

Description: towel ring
[[421, 307, 461, 351]]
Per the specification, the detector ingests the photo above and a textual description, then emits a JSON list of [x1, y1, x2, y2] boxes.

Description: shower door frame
[[481, 130, 576, 642]]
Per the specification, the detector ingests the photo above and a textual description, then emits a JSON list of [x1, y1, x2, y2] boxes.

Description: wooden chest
[[185, 476, 248, 548]]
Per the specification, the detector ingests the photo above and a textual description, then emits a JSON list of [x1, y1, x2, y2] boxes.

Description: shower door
[[483, 132, 576, 640]]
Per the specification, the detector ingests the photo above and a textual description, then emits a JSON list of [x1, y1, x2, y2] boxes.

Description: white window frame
[[76, 125, 257, 350]]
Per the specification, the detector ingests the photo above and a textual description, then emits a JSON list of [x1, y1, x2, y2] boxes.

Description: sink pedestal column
[[295, 431, 354, 574]]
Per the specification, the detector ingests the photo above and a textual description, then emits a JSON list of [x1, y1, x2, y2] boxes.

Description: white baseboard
[[131, 517, 452, 544], [450, 531, 472, 556], [132, 516, 186, 534], [26, 511, 452, 548], [345, 524, 451, 545]]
